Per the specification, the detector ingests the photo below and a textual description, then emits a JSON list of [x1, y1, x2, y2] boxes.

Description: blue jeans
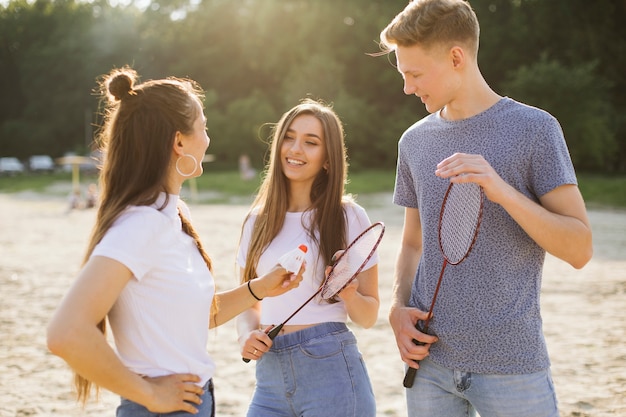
[[247, 322, 375, 417], [116, 379, 214, 417], [406, 357, 559, 417]]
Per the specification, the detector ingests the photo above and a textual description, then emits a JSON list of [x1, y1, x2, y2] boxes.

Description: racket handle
[[267, 323, 283, 340], [403, 367, 418, 388], [402, 338, 425, 388], [402, 338, 426, 388], [403, 318, 429, 387], [241, 324, 284, 363]]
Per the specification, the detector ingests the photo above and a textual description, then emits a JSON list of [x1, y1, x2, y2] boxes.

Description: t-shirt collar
[[153, 192, 180, 219]]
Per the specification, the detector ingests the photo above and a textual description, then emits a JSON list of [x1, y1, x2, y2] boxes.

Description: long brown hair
[[241, 99, 350, 285], [75, 67, 213, 403]]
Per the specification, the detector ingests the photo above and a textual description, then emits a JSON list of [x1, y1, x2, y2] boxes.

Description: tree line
[[1, 0, 624, 173]]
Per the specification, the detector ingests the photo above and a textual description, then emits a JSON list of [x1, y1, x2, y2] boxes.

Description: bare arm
[[211, 264, 303, 328], [436, 153, 593, 268], [391, 209, 421, 310], [389, 208, 438, 369], [500, 184, 592, 268], [235, 267, 275, 361], [338, 264, 379, 328], [46, 256, 203, 414]]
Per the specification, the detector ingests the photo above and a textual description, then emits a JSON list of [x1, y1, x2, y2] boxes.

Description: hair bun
[[107, 69, 137, 101]]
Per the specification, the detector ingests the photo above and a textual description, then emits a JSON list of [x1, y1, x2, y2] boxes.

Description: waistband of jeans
[[270, 322, 348, 349]]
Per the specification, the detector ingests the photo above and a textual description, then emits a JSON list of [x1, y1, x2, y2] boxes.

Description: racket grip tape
[[241, 324, 283, 363], [403, 367, 418, 388], [267, 324, 283, 339]]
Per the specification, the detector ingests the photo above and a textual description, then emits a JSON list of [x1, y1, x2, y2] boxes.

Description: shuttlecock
[[278, 244, 308, 273]]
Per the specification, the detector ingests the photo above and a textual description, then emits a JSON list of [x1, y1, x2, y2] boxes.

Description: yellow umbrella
[[55, 156, 98, 192]]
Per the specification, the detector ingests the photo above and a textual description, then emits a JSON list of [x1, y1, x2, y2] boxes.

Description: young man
[[379, 1, 593, 416]]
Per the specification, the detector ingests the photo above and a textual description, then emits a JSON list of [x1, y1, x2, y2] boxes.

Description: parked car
[[29, 155, 55, 173], [0, 157, 25, 175]]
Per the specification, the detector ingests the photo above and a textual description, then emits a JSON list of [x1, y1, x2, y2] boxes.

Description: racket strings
[[439, 183, 483, 264], [320, 223, 383, 299], [403, 182, 483, 388]]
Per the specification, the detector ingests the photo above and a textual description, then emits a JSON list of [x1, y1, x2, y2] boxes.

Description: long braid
[[178, 210, 218, 325], [178, 210, 213, 272]]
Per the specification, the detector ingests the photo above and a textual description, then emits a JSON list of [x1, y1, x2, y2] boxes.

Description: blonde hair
[[241, 99, 350, 287], [380, 0, 480, 58]]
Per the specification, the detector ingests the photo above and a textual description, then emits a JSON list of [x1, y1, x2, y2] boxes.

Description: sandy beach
[[0, 190, 624, 417]]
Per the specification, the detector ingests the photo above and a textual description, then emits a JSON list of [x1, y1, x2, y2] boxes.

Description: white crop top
[[237, 202, 378, 325], [92, 194, 216, 386]]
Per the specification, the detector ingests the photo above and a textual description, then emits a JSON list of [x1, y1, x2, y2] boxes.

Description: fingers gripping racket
[[403, 182, 483, 388], [243, 222, 385, 363]]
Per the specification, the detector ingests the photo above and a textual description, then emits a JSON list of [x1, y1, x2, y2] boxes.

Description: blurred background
[[0, 0, 624, 176]]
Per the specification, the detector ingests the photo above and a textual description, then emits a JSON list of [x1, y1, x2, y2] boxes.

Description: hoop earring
[[175, 154, 198, 177]]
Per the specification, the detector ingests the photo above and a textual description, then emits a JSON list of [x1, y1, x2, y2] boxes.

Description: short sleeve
[[237, 213, 256, 268], [92, 207, 163, 281], [393, 134, 419, 208], [528, 115, 577, 197], [345, 202, 379, 270]]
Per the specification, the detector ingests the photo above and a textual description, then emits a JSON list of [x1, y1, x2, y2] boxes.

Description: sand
[[0, 190, 624, 417]]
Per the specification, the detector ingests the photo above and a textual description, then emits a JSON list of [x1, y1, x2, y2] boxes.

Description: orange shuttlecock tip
[[298, 244, 308, 253]]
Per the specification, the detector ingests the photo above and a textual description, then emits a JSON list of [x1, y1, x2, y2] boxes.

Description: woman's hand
[[239, 326, 274, 362], [330, 249, 380, 328], [143, 373, 204, 414], [252, 263, 304, 298], [330, 248, 353, 300], [337, 279, 359, 301]]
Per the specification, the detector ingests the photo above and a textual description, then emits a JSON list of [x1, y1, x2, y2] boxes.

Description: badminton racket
[[403, 181, 483, 388], [243, 221, 385, 363]]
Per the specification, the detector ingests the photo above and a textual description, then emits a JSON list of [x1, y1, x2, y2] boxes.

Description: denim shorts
[[116, 378, 214, 417], [406, 357, 559, 417], [247, 322, 375, 417]]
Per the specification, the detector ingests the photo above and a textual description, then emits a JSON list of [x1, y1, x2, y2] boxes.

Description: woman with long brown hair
[[46, 67, 302, 416], [236, 99, 379, 416]]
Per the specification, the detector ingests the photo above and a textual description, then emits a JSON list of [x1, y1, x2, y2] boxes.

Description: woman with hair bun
[[46, 67, 303, 416]]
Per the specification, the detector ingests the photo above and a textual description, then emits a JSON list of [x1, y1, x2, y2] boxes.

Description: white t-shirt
[[237, 202, 378, 325], [92, 193, 216, 386]]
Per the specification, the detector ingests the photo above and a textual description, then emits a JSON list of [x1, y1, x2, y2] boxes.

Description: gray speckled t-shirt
[[394, 97, 577, 374]]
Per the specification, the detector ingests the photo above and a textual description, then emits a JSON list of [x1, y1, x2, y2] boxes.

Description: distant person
[[378, 1, 593, 416], [65, 189, 82, 213], [85, 183, 98, 209], [236, 99, 379, 416], [47, 66, 303, 417], [238, 154, 257, 181]]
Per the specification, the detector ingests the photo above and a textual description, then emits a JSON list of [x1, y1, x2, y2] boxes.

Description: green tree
[[0, 0, 623, 173], [503, 56, 615, 171], [0, 0, 101, 158]]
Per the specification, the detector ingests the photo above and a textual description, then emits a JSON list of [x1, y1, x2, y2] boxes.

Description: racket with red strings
[[403, 181, 484, 388], [243, 221, 385, 363]]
